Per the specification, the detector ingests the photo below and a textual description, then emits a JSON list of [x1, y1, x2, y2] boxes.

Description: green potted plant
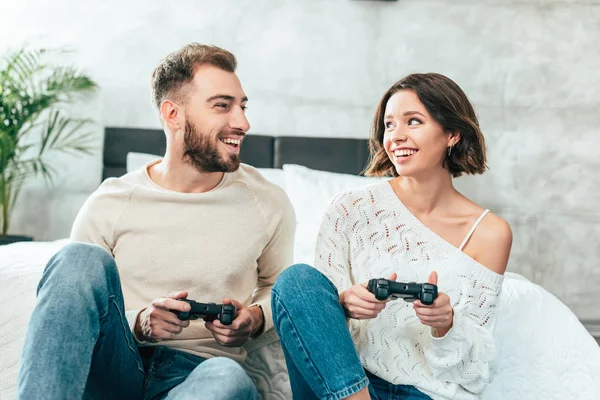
[[0, 48, 98, 245]]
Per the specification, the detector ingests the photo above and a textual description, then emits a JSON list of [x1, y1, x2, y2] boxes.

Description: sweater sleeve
[[70, 178, 131, 252], [424, 269, 504, 394], [251, 188, 296, 335], [70, 179, 140, 334], [314, 193, 366, 339], [313, 193, 355, 292]]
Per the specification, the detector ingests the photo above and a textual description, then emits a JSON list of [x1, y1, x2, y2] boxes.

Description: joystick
[[171, 299, 236, 325], [367, 279, 438, 305]]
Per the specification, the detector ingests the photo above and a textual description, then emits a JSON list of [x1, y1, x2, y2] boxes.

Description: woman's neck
[[391, 170, 457, 217]]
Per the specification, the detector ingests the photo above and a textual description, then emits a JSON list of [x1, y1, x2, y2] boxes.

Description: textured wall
[[1, 0, 598, 321]]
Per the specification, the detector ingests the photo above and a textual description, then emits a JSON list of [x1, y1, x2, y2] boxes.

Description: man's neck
[[148, 154, 225, 194]]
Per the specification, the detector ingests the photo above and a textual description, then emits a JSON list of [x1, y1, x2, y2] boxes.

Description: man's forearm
[[248, 305, 264, 337]]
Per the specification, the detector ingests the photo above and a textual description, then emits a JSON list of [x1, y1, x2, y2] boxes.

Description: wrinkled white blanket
[[1, 240, 599, 400]]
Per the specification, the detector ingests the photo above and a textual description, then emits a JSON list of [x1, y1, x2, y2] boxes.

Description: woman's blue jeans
[[272, 263, 432, 400]]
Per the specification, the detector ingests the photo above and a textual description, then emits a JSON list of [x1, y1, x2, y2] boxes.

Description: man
[[17, 43, 295, 400]]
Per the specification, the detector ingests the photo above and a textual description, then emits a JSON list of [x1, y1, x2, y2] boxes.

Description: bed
[[1, 127, 599, 400]]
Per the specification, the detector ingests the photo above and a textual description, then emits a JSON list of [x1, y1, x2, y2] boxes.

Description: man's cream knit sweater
[[71, 161, 295, 363]]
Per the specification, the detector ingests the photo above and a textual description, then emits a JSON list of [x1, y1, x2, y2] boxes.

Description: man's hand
[[205, 299, 264, 347], [413, 272, 454, 337], [135, 291, 191, 342], [339, 273, 396, 320]]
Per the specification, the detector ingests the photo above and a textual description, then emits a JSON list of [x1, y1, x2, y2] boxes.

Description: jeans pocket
[[390, 385, 432, 400], [144, 348, 192, 400], [365, 370, 389, 399], [148, 347, 177, 376]]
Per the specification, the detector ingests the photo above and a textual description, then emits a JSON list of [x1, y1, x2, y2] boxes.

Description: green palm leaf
[[0, 47, 97, 236]]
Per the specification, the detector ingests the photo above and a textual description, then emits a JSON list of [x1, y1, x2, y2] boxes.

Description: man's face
[[181, 65, 250, 173]]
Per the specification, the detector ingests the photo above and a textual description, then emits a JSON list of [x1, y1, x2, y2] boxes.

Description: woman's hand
[[413, 271, 454, 337], [339, 273, 397, 320]]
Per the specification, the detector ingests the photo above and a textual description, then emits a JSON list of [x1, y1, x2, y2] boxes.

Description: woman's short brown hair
[[364, 73, 487, 178], [151, 43, 237, 110]]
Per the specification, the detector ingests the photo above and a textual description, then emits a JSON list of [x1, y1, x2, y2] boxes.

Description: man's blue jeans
[[272, 264, 432, 400], [16, 242, 259, 400]]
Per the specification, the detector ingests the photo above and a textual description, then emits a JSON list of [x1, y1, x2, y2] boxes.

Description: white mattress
[[1, 240, 599, 400]]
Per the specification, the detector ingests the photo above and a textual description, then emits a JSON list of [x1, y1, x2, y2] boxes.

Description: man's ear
[[160, 100, 183, 134]]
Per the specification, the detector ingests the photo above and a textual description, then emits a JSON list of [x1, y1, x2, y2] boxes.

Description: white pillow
[[282, 164, 383, 265], [482, 273, 600, 399], [126, 152, 161, 173], [125, 152, 286, 190], [255, 168, 286, 190]]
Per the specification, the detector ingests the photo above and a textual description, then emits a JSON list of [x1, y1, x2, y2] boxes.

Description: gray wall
[[1, 0, 598, 322]]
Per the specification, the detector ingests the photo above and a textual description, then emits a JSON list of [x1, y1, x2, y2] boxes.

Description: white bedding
[[2, 239, 599, 400], [0, 239, 291, 400], [1, 164, 599, 399]]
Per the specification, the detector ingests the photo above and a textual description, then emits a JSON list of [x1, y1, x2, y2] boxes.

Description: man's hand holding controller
[[134, 292, 264, 346], [204, 298, 264, 347], [134, 291, 191, 342]]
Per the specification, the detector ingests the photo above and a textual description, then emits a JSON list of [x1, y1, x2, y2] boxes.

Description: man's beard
[[183, 120, 241, 173]]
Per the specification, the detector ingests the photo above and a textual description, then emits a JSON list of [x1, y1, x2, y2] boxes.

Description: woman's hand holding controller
[[413, 272, 454, 337], [339, 273, 397, 320]]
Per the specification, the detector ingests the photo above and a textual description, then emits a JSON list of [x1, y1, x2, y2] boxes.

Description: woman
[[272, 73, 512, 400]]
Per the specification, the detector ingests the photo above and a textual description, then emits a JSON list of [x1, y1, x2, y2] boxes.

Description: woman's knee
[[274, 263, 336, 298]]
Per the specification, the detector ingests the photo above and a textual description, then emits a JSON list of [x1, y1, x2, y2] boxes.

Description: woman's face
[[382, 90, 456, 177]]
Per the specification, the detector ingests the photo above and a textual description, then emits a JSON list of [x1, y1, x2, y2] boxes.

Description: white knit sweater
[[314, 181, 504, 400]]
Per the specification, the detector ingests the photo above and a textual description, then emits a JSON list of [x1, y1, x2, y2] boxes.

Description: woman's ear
[[447, 130, 461, 147]]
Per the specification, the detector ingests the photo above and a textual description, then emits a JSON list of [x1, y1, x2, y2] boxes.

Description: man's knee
[[189, 357, 257, 398], [58, 242, 112, 260], [42, 242, 117, 289], [191, 357, 248, 380]]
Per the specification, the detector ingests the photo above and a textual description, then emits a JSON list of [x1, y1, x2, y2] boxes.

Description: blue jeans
[[272, 264, 432, 400], [17, 242, 259, 400]]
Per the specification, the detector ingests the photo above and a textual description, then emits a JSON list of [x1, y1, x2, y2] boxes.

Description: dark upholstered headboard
[[103, 127, 370, 180]]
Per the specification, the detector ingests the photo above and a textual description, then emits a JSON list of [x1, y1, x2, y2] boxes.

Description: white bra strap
[[458, 209, 490, 251]]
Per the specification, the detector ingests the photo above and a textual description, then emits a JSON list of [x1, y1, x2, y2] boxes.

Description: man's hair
[[151, 43, 237, 110], [365, 73, 487, 178]]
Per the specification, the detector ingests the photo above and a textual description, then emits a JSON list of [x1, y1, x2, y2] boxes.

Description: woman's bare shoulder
[[469, 212, 513, 275]]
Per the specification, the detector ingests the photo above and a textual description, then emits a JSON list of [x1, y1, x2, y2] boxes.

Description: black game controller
[[172, 299, 236, 325], [367, 278, 438, 305]]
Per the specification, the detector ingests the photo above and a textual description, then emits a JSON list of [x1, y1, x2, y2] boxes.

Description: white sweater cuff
[[427, 311, 467, 352], [125, 308, 147, 345]]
